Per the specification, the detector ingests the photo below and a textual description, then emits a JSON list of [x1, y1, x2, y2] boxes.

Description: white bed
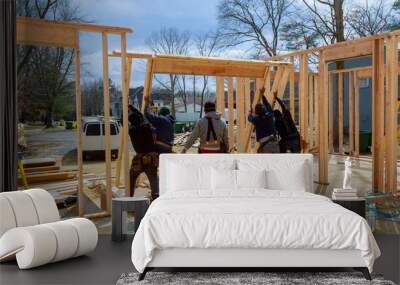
[[131, 154, 380, 280]]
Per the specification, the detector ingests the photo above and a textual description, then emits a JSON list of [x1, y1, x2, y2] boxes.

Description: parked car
[[82, 117, 120, 160]]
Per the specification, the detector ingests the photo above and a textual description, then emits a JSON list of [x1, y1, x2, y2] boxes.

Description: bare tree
[[194, 31, 221, 117], [17, 0, 84, 126], [217, 0, 293, 57], [17, 0, 58, 74], [298, 0, 346, 45], [347, 0, 397, 37], [176, 75, 189, 112], [146, 28, 191, 116], [280, 21, 319, 50]]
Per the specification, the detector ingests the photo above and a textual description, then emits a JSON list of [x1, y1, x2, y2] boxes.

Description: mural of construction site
[[16, 2, 400, 236]]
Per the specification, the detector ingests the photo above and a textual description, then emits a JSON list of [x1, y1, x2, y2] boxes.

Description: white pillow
[[168, 163, 212, 191], [211, 168, 237, 190], [166, 159, 237, 192], [236, 169, 267, 189], [266, 163, 306, 191], [237, 158, 309, 192]]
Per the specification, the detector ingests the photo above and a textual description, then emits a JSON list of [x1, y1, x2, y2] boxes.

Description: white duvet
[[131, 190, 380, 273]]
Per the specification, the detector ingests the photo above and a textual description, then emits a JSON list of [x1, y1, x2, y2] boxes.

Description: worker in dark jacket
[[144, 98, 175, 153], [273, 91, 300, 153], [248, 87, 279, 153], [128, 105, 159, 200]]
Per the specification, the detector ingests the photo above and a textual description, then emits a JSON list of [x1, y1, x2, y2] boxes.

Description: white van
[[82, 117, 120, 160]]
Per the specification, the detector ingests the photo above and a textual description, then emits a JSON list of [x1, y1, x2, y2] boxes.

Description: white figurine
[[342, 156, 352, 190]]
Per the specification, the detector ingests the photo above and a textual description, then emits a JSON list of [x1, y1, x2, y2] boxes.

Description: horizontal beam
[[329, 63, 400, 78], [17, 16, 132, 36], [17, 18, 77, 48], [111, 51, 153, 59], [268, 29, 400, 61], [153, 56, 268, 77], [324, 40, 373, 62], [111, 51, 291, 78]]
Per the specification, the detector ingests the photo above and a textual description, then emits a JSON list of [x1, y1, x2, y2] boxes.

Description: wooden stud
[[243, 67, 271, 152], [142, 58, 154, 112], [115, 58, 132, 188], [299, 54, 309, 152], [385, 36, 398, 193], [115, 126, 124, 189], [372, 38, 385, 192], [290, 56, 295, 121], [102, 32, 112, 213], [227, 77, 235, 150], [314, 75, 319, 149], [338, 72, 344, 154], [216, 76, 225, 117], [236, 78, 245, 150], [255, 78, 263, 96], [121, 33, 130, 197], [318, 51, 329, 184], [328, 73, 334, 153], [244, 78, 251, 127], [275, 67, 291, 99], [348, 71, 355, 155], [354, 73, 360, 158], [265, 69, 271, 103], [308, 75, 314, 148], [268, 66, 284, 103], [74, 32, 84, 217]]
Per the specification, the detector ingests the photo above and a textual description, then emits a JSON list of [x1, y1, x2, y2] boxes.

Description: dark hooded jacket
[[144, 105, 175, 146], [248, 96, 276, 141]]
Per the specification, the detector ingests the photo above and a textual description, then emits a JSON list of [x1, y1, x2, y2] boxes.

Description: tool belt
[[199, 118, 226, 153], [131, 152, 159, 172], [258, 134, 277, 144], [257, 134, 277, 153]]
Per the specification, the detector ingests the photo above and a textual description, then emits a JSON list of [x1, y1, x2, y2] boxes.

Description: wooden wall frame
[[18, 15, 399, 212], [268, 29, 399, 192], [17, 16, 133, 218]]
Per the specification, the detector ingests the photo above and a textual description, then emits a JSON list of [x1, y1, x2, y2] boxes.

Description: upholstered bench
[[0, 189, 98, 269]]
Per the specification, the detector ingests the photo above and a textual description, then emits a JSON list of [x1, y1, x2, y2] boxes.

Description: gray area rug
[[116, 272, 395, 285]]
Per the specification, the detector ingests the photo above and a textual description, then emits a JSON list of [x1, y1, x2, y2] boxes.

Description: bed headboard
[[159, 154, 314, 196]]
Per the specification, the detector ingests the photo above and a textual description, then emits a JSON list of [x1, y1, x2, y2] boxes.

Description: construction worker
[[144, 97, 175, 154], [128, 105, 159, 201], [248, 87, 279, 153], [181, 101, 229, 153], [273, 91, 301, 153]]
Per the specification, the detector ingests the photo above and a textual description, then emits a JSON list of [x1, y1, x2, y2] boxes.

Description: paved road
[[24, 127, 134, 161], [24, 128, 77, 158]]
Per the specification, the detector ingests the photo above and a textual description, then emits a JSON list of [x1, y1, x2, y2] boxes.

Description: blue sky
[[74, 0, 221, 87]]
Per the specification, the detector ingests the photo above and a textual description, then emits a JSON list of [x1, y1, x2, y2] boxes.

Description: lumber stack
[[18, 157, 95, 206]]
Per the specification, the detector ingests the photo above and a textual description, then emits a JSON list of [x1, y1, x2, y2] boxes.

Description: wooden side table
[[332, 198, 366, 218], [112, 197, 150, 242]]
